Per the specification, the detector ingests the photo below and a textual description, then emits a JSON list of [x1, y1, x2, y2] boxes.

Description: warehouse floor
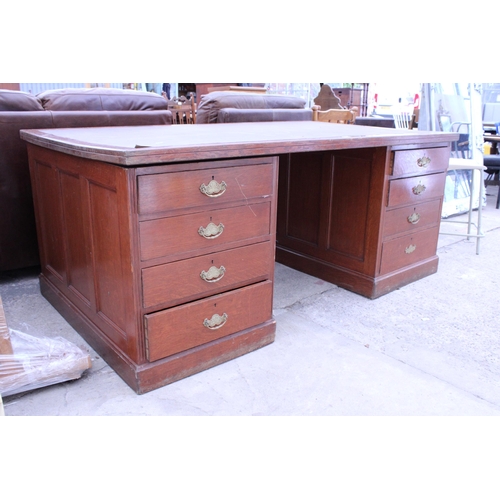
[[2, 186, 500, 416]]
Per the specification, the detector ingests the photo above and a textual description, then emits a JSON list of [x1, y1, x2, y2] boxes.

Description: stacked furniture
[[0, 88, 173, 272]]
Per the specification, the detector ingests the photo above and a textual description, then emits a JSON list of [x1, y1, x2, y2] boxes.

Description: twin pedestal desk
[[21, 122, 457, 393]]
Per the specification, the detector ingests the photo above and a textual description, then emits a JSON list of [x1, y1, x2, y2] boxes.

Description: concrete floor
[[1, 187, 500, 416]]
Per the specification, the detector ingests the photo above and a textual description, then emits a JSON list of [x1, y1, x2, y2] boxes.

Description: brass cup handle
[[417, 156, 431, 168], [200, 180, 227, 197], [200, 265, 226, 283], [198, 222, 224, 239], [203, 313, 228, 330], [412, 182, 426, 195], [407, 212, 420, 224], [405, 244, 416, 254]]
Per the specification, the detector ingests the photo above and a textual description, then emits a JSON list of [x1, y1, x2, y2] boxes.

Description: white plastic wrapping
[[0, 328, 91, 397]]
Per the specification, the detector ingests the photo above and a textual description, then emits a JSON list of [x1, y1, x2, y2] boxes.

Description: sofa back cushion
[[49, 110, 173, 127], [0, 89, 44, 111], [38, 87, 169, 112], [197, 91, 307, 124]]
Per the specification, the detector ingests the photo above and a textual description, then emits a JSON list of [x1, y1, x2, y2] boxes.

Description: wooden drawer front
[[387, 172, 446, 208], [392, 147, 449, 177], [142, 241, 273, 309], [145, 280, 273, 362], [138, 162, 274, 215], [380, 226, 439, 275], [140, 202, 271, 261], [383, 199, 442, 238]]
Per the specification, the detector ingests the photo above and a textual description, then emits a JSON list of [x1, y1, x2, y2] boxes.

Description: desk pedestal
[[27, 145, 278, 394], [276, 144, 450, 299]]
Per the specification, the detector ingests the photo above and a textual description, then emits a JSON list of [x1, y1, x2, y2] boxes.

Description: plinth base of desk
[[40, 276, 276, 394], [276, 246, 439, 299]]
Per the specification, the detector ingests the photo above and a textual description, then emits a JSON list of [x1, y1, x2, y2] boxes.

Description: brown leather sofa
[[0, 88, 173, 272], [196, 91, 312, 123]]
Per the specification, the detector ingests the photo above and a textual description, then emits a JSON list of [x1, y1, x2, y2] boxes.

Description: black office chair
[[484, 155, 500, 209]]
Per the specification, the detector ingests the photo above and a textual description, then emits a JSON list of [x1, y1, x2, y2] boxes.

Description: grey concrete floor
[[1, 186, 500, 416]]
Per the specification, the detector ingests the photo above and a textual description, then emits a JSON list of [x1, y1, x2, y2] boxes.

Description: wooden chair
[[314, 84, 343, 111], [393, 111, 415, 129], [312, 105, 356, 124], [167, 95, 197, 124]]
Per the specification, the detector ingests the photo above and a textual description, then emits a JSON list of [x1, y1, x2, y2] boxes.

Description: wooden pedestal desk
[[20, 122, 457, 393]]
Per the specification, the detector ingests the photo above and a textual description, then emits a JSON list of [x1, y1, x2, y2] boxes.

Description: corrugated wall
[[19, 83, 124, 94]]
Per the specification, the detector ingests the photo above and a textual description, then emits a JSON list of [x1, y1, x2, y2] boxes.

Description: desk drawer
[[144, 280, 273, 362], [142, 241, 273, 309], [392, 147, 449, 177], [383, 199, 442, 238], [387, 172, 446, 208], [139, 202, 271, 261], [138, 161, 275, 215], [380, 226, 439, 275]]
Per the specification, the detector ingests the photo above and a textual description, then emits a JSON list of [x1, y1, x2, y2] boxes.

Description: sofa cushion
[[0, 89, 44, 112], [38, 87, 169, 112], [197, 91, 307, 124]]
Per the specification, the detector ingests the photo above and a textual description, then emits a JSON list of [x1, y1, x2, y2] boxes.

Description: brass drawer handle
[[198, 222, 224, 239], [200, 179, 227, 197], [412, 182, 426, 195], [200, 265, 226, 283], [407, 212, 420, 224], [417, 156, 431, 168], [203, 313, 228, 330], [405, 244, 416, 254]]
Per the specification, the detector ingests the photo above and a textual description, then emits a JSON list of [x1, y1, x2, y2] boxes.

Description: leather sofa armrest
[[197, 91, 307, 123], [216, 108, 313, 123]]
